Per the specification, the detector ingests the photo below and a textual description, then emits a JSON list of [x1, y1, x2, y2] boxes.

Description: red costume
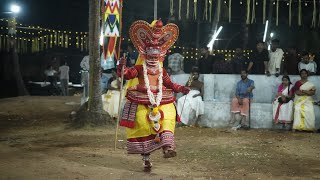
[[118, 20, 189, 170]]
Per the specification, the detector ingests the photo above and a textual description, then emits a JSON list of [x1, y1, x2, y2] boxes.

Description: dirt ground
[[0, 96, 320, 180]]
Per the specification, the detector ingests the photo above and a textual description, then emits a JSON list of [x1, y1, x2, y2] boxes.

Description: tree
[[0, 38, 29, 97], [74, 0, 110, 126]]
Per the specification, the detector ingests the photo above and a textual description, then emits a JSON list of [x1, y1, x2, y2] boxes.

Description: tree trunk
[[3, 39, 29, 97], [11, 42, 29, 96], [73, 0, 108, 126], [88, 0, 102, 113]]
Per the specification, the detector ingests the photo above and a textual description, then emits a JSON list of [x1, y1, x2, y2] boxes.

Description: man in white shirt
[[44, 65, 57, 87], [59, 61, 70, 96], [268, 39, 284, 77], [298, 52, 317, 75]]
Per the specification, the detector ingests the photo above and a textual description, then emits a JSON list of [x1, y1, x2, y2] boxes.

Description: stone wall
[[172, 74, 320, 129]]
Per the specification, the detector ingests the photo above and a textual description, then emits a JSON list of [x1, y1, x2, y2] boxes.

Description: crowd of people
[[174, 68, 318, 132], [164, 40, 319, 77], [95, 40, 319, 132]]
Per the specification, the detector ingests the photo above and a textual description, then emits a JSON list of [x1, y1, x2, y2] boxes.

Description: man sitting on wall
[[177, 71, 204, 127], [229, 70, 255, 130]]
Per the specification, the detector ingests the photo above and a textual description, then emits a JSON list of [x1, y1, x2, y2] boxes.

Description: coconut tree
[[74, 0, 108, 126]]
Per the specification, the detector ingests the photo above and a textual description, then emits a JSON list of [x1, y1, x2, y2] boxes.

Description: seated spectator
[[229, 70, 255, 130], [101, 68, 125, 120], [283, 46, 299, 75], [231, 48, 250, 74], [293, 69, 316, 132], [168, 48, 184, 74], [177, 71, 204, 127], [272, 75, 294, 128], [212, 54, 232, 74], [249, 41, 269, 74], [298, 52, 317, 75]]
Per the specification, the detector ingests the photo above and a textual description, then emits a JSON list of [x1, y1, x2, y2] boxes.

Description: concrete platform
[[172, 74, 320, 129]]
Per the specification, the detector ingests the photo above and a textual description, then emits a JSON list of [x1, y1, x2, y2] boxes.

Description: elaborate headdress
[[129, 20, 179, 62]]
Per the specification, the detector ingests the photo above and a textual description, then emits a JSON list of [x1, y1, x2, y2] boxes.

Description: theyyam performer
[[118, 19, 190, 170]]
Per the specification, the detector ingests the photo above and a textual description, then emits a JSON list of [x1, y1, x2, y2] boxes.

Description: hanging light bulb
[[273, 1, 276, 5], [287, 2, 289, 6], [256, 2, 258, 5], [224, 0, 227, 4], [240, 1, 243, 5], [305, 2, 307, 6]]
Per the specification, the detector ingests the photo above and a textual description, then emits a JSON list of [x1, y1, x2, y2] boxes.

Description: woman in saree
[[273, 75, 294, 127], [102, 68, 125, 119], [293, 69, 316, 131]]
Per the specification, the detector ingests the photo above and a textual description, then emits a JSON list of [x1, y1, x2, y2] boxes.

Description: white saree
[[293, 81, 316, 131], [102, 79, 125, 118], [177, 90, 204, 125], [272, 85, 294, 124]]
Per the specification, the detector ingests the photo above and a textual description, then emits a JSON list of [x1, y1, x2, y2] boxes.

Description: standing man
[[168, 48, 184, 74], [309, 52, 318, 74], [298, 52, 317, 75], [268, 39, 284, 77], [80, 55, 90, 104], [127, 44, 139, 67], [198, 47, 214, 74], [59, 61, 70, 96], [44, 65, 57, 87], [229, 70, 255, 130], [283, 46, 299, 75], [212, 54, 233, 74], [248, 41, 269, 74], [231, 48, 250, 74]]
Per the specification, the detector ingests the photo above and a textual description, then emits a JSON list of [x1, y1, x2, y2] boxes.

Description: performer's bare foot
[[143, 160, 152, 172], [142, 154, 152, 171], [163, 150, 177, 158]]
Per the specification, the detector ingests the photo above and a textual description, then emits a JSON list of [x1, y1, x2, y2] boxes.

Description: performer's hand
[[182, 87, 191, 94], [119, 57, 127, 66]]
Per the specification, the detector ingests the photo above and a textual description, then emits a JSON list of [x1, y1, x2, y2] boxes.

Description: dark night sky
[[0, 0, 171, 31], [0, 0, 89, 31]]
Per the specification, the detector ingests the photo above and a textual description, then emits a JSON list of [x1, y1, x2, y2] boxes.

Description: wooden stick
[[114, 54, 126, 151], [179, 94, 187, 119], [179, 74, 192, 120]]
